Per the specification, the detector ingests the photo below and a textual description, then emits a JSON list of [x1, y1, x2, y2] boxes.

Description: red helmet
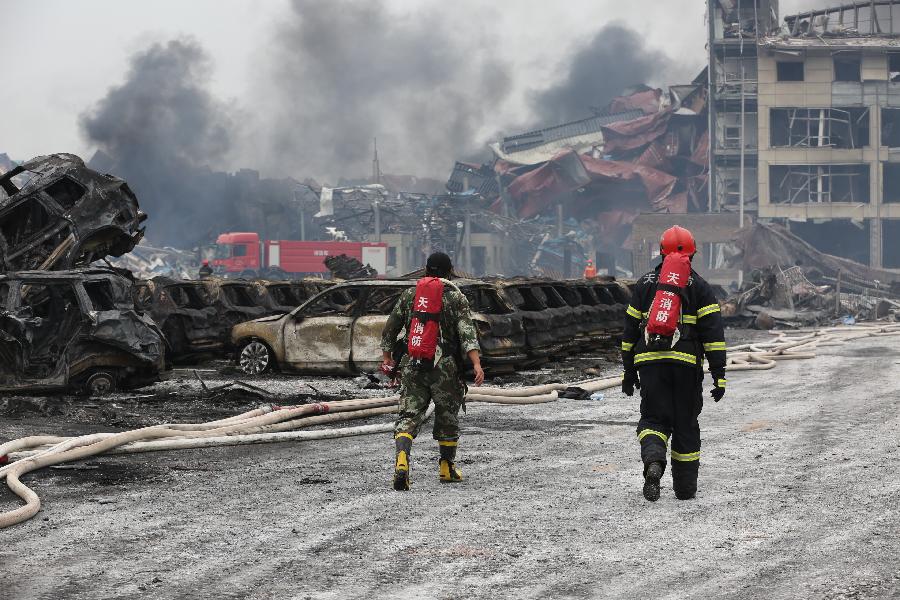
[[202, 259, 210, 266], [660, 225, 696, 256]]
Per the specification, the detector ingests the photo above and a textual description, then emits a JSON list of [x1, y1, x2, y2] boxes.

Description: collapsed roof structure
[[444, 83, 711, 278]]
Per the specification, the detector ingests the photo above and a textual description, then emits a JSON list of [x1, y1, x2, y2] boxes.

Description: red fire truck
[[211, 232, 387, 278]]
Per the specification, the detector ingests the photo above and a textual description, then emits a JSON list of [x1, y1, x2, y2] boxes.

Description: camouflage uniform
[[381, 282, 480, 442]]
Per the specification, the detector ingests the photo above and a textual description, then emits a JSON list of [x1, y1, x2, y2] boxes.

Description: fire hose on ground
[[0, 323, 898, 529]]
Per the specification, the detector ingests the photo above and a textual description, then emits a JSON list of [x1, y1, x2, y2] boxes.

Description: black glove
[[710, 373, 726, 402], [622, 369, 640, 397]]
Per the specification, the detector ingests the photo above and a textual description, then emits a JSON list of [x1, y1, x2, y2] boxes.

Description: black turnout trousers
[[636, 363, 703, 491]]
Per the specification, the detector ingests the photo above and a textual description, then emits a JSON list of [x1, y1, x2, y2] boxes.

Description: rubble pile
[[444, 85, 710, 275], [324, 254, 378, 280], [107, 242, 199, 279], [721, 222, 900, 327]]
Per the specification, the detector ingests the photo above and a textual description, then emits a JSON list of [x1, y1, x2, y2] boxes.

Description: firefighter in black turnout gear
[[621, 226, 727, 501]]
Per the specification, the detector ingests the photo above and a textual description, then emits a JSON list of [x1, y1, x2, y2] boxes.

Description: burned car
[[135, 277, 221, 363], [0, 154, 146, 271], [257, 279, 333, 314], [0, 269, 164, 395], [230, 279, 526, 376], [202, 279, 269, 344]]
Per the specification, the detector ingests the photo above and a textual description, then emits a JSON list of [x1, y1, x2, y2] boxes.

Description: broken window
[[605, 284, 630, 304], [223, 285, 257, 307], [725, 126, 741, 146], [269, 285, 305, 308], [790, 219, 870, 266], [169, 285, 207, 309], [882, 108, 900, 147], [770, 108, 869, 148], [770, 164, 870, 204], [890, 53, 900, 82], [833, 54, 861, 82], [553, 285, 581, 308], [714, 55, 758, 96], [20, 283, 80, 320], [882, 164, 900, 203], [506, 286, 545, 311], [363, 287, 405, 315], [884, 219, 900, 268], [539, 286, 566, 308], [576, 286, 598, 306], [0, 198, 53, 247], [777, 61, 804, 82], [84, 281, 116, 311], [301, 288, 359, 317], [44, 177, 85, 210], [592, 285, 617, 305], [463, 287, 511, 315]]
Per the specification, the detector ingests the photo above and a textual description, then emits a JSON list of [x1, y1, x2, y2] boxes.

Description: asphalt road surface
[[1, 334, 899, 599]]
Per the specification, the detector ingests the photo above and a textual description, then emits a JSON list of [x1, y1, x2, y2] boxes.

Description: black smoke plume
[[81, 39, 241, 246], [531, 23, 680, 124], [249, 0, 512, 181]]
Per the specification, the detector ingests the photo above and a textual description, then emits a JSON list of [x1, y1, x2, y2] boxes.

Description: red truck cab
[[213, 232, 261, 276]]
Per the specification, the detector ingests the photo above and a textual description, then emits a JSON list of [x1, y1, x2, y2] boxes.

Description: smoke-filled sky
[[3, 0, 825, 183]]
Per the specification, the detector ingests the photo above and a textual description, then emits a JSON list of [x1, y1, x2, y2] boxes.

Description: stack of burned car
[[0, 154, 163, 395], [228, 277, 629, 377]]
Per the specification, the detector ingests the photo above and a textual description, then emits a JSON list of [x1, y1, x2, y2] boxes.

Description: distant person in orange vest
[[583, 259, 597, 279]]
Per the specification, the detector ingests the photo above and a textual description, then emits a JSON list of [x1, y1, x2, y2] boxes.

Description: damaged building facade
[[757, 1, 900, 268], [709, 0, 900, 269]]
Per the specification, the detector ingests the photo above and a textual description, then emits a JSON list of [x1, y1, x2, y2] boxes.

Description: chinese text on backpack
[[408, 277, 444, 366], [644, 252, 691, 350]]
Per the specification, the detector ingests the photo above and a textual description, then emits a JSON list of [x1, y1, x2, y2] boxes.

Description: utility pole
[[739, 64, 746, 230], [463, 175, 472, 274], [294, 188, 306, 241], [372, 137, 381, 185], [372, 138, 382, 243], [374, 199, 381, 243], [707, 0, 717, 212]]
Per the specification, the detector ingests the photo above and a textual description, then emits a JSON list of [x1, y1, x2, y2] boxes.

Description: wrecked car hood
[[89, 310, 163, 365]]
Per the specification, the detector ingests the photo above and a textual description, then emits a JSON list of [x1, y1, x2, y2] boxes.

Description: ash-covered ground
[[1, 329, 898, 599]]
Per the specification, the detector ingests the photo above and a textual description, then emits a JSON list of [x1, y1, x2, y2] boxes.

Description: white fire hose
[[1, 323, 897, 529]]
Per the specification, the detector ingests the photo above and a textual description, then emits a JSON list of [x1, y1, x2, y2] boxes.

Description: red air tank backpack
[[644, 252, 691, 350], [407, 276, 444, 367]]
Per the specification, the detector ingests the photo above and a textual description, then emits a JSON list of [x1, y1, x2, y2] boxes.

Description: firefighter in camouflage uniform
[[381, 252, 484, 491], [620, 226, 727, 502]]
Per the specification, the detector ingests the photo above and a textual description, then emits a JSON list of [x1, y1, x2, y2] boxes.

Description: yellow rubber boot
[[438, 440, 463, 483], [393, 433, 412, 491]]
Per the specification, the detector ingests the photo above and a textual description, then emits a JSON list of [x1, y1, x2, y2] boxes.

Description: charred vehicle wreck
[[230, 279, 527, 376], [0, 269, 164, 395], [0, 154, 146, 271], [134, 277, 221, 364]]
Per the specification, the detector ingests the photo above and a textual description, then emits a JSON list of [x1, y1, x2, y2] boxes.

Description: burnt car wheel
[[239, 341, 271, 375], [85, 371, 117, 397]]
